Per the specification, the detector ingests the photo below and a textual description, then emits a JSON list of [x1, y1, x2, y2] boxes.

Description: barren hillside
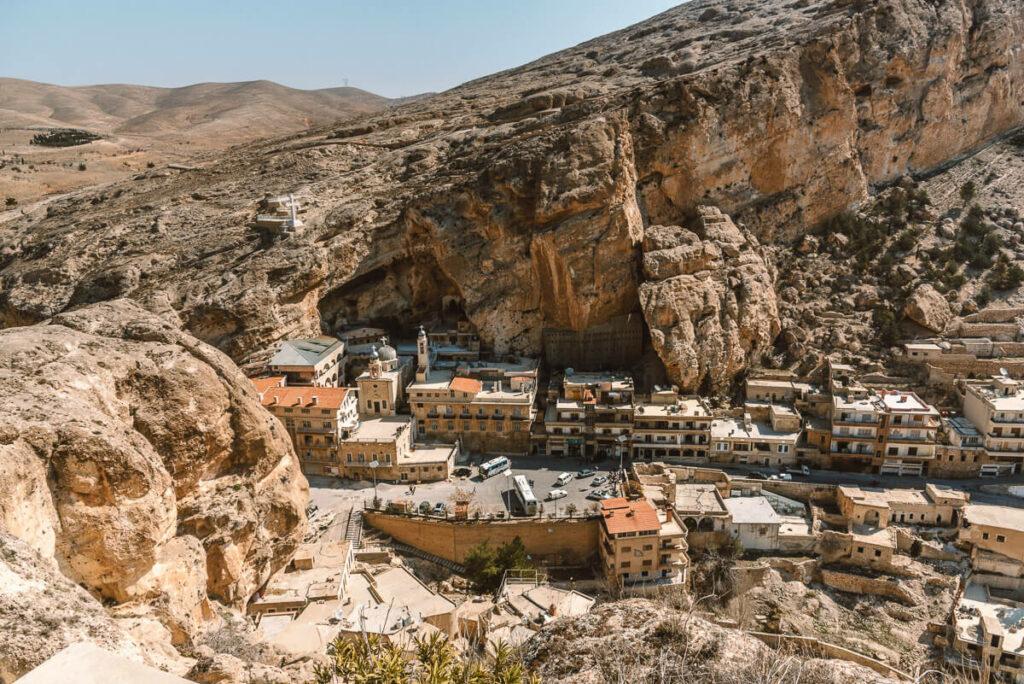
[[1, 0, 1022, 392]]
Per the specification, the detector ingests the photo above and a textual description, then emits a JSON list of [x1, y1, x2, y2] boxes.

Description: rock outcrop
[[903, 284, 953, 333], [639, 206, 780, 391], [1, 0, 1022, 389], [0, 300, 307, 653]]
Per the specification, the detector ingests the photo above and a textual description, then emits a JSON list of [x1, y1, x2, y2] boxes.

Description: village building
[[709, 404, 802, 467], [830, 390, 940, 476], [901, 342, 944, 362], [963, 376, 1024, 475], [931, 416, 991, 478], [248, 541, 355, 629], [721, 492, 814, 552], [544, 371, 634, 459], [745, 377, 815, 404], [631, 391, 712, 463], [267, 336, 346, 387], [949, 581, 1024, 681], [407, 327, 537, 455], [254, 380, 359, 471], [355, 339, 414, 416], [836, 484, 968, 528], [254, 193, 305, 236], [598, 497, 687, 591], [960, 504, 1024, 570]]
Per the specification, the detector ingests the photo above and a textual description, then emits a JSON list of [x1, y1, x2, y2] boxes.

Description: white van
[[555, 472, 574, 486], [546, 489, 568, 501]]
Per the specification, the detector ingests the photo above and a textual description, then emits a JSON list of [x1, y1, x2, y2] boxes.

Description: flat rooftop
[[369, 567, 456, 619], [724, 496, 780, 525], [956, 582, 1024, 655], [711, 418, 800, 442], [965, 504, 1024, 533], [348, 416, 411, 441], [635, 398, 710, 417], [563, 372, 634, 388], [403, 444, 457, 464], [879, 391, 934, 414], [674, 484, 727, 516]]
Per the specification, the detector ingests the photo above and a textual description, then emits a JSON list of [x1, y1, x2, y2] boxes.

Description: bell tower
[[416, 326, 430, 382]]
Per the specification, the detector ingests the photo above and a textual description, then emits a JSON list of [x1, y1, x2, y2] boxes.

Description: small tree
[[4, 197, 15, 207], [463, 537, 532, 592], [960, 180, 977, 204], [77, 162, 87, 171], [565, 503, 578, 518]]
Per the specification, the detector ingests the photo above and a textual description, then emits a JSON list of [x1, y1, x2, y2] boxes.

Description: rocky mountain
[[0, 77, 391, 144], [1, 0, 1022, 393], [0, 300, 308, 679]]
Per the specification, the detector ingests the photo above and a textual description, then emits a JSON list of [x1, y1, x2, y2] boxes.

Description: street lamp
[[369, 460, 380, 500]]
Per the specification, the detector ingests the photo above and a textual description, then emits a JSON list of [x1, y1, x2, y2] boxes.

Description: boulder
[[903, 284, 953, 333]]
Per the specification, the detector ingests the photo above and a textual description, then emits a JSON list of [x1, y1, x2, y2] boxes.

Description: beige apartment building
[[407, 328, 537, 455], [964, 376, 1024, 475], [267, 336, 346, 387], [544, 372, 634, 459], [836, 483, 968, 528], [709, 404, 802, 467], [598, 497, 687, 591], [931, 416, 990, 478], [961, 504, 1024, 566], [830, 390, 939, 476], [632, 391, 712, 463], [254, 379, 360, 470]]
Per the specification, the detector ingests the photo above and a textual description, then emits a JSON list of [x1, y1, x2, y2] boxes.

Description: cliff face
[[0, 301, 308, 653], [1, 0, 1022, 389]]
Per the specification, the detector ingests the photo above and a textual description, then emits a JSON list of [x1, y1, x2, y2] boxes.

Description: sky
[[0, 0, 680, 98]]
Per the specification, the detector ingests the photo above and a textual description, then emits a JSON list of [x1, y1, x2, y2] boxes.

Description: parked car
[[747, 472, 768, 481], [546, 489, 568, 501], [794, 465, 811, 477], [591, 475, 608, 486], [452, 467, 472, 478], [587, 488, 612, 501], [432, 502, 447, 516], [418, 501, 431, 514], [577, 468, 596, 478], [769, 473, 792, 481], [555, 472, 575, 486]]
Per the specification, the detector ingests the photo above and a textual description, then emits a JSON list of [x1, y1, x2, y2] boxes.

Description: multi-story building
[[267, 336, 346, 387], [631, 391, 712, 463], [544, 371, 634, 459], [598, 497, 687, 591], [254, 379, 360, 470], [407, 328, 537, 455], [964, 376, 1024, 475], [931, 416, 990, 478], [709, 404, 802, 467], [830, 390, 940, 475]]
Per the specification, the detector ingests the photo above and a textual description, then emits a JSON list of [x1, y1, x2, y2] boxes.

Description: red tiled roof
[[252, 376, 287, 393], [449, 377, 483, 394], [255, 384, 350, 410], [600, 497, 660, 535]]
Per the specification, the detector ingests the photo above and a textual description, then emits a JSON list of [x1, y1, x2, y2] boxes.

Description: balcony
[[886, 431, 934, 443]]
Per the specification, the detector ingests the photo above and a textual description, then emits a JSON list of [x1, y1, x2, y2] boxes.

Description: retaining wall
[[748, 632, 911, 681], [819, 568, 917, 605], [364, 511, 600, 565]]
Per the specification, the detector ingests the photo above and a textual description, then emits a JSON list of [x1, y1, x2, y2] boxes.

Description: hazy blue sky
[[1, 0, 680, 98]]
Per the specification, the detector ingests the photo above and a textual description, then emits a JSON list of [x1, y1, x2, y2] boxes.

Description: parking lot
[[308, 455, 620, 522]]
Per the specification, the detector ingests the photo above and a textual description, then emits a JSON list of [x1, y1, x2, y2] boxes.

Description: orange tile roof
[[252, 376, 287, 393], [254, 384, 351, 410], [600, 497, 660, 535], [449, 377, 483, 394]]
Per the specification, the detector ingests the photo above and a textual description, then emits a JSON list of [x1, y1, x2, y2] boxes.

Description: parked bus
[[512, 475, 538, 516], [479, 456, 511, 478]]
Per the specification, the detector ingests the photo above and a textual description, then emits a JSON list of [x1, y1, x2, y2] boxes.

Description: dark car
[[577, 468, 596, 478], [452, 467, 472, 478], [747, 471, 768, 481]]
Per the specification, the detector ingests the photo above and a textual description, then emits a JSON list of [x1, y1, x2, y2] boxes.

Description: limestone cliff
[[1, 0, 1022, 389], [0, 300, 308, 661]]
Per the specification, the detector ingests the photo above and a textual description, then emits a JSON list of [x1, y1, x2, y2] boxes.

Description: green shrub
[[30, 128, 101, 147], [463, 537, 532, 592], [960, 180, 977, 204], [987, 254, 1024, 290]]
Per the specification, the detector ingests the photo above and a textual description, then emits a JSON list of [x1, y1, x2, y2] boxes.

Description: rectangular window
[[998, 535, 1006, 543]]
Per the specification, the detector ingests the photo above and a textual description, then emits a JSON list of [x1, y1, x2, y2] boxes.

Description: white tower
[[368, 345, 382, 379], [415, 326, 430, 382]]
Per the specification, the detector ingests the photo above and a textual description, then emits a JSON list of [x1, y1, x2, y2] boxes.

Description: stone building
[[544, 371, 634, 459], [963, 376, 1024, 475], [709, 404, 802, 467], [836, 484, 968, 528], [960, 504, 1024, 567], [407, 327, 537, 455], [631, 391, 712, 463], [267, 336, 346, 387], [254, 379, 359, 471], [931, 416, 990, 478], [598, 497, 687, 591], [355, 338, 413, 416]]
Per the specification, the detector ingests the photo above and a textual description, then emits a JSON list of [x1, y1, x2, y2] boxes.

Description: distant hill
[[0, 77, 392, 145]]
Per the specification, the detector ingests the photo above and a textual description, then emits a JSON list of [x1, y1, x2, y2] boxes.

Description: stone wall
[[963, 308, 1024, 324], [542, 313, 645, 371], [364, 511, 599, 565], [819, 568, 917, 605], [748, 632, 911, 681], [954, 322, 1021, 341]]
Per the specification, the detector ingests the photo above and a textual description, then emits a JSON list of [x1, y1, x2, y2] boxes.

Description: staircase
[[343, 507, 364, 549], [391, 542, 465, 574]]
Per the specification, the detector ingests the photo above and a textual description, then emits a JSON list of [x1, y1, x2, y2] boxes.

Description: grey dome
[[378, 344, 398, 362]]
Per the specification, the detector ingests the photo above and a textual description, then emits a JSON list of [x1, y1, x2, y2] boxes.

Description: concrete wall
[[364, 511, 599, 565], [819, 568, 917, 605], [748, 632, 911, 681]]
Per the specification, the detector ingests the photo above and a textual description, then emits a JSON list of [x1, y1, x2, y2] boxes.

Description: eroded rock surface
[[639, 206, 780, 391], [1, 0, 1022, 388], [0, 300, 307, 647], [903, 283, 953, 333]]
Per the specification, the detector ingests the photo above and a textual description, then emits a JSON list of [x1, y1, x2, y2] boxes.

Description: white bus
[[479, 456, 511, 478], [512, 475, 538, 516]]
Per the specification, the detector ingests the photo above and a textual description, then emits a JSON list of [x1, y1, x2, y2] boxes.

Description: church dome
[[378, 344, 398, 362]]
